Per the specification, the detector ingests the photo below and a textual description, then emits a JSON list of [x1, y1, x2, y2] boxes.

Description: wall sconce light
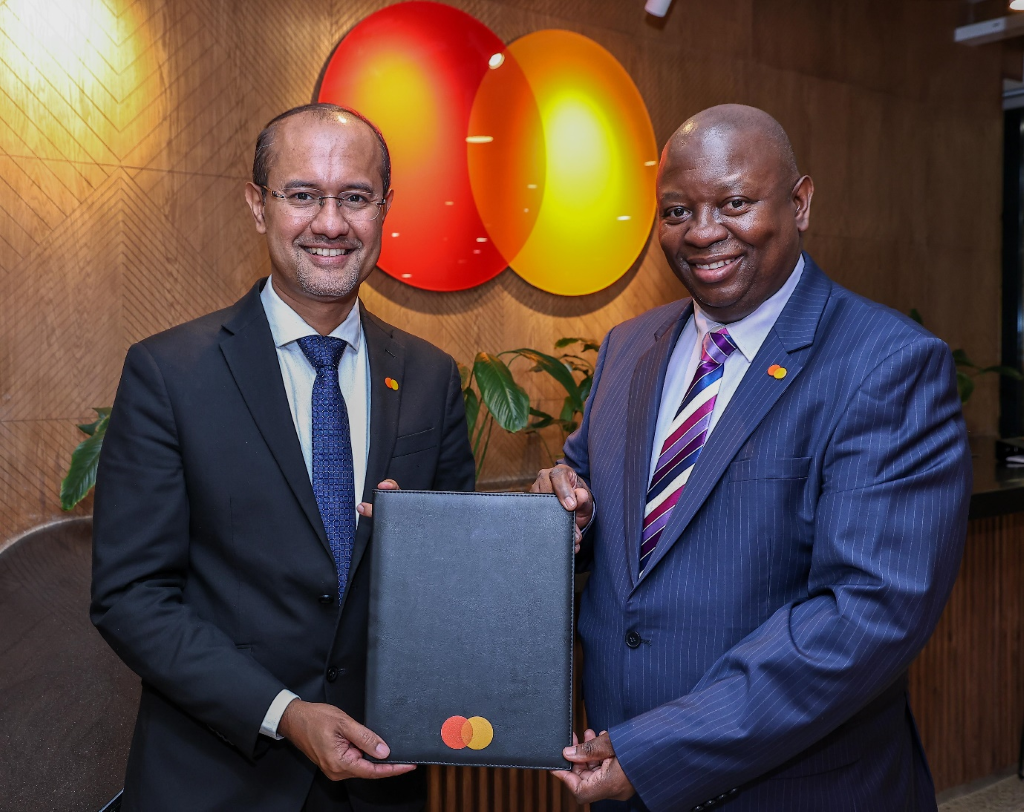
[[1012, 0, 1024, 11], [645, 0, 673, 17]]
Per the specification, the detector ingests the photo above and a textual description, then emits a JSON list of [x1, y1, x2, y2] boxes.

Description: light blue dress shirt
[[257, 276, 372, 739]]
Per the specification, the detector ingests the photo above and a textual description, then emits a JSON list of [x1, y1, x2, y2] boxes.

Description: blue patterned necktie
[[297, 335, 355, 602]]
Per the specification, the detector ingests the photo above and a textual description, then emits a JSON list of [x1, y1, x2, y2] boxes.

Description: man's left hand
[[356, 479, 399, 519], [551, 729, 635, 804]]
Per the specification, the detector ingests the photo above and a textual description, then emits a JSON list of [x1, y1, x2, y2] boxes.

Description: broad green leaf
[[463, 387, 480, 439], [473, 353, 529, 432], [458, 362, 472, 391], [77, 407, 112, 436], [504, 348, 582, 411], [909, 309, 923, 325], [979, 365, 1024, 380], [559, 395, 576, 422], [952, 349, 977, 369], [579, 375, 593, 404], [554, 336, 600, 353], [527, 407, 557, 430], [956, 370, 974, 403], [60, 418, 108, 510]]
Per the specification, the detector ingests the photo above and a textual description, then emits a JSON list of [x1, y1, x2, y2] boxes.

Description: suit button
[[692, 806, 704, 812], [705, 800, 716, 807], [717, 793, 728, 801], [318, 594, 334, 605], [326, 667, 338, 682], [729, 788, 739, 796], [625, 630, 641, 648]]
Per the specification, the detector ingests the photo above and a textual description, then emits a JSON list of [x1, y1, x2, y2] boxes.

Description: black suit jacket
[[91, 280, 475, 811]]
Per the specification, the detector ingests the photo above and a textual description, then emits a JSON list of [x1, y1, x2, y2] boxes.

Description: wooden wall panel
[[0, 0, 1004, 539], [909, 513, 1024, 791]]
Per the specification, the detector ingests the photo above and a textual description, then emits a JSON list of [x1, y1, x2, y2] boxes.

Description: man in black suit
[[91, 104, 475, 811]]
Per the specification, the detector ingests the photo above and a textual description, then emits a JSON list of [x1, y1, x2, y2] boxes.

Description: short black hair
[[252, 103, 391, 195]]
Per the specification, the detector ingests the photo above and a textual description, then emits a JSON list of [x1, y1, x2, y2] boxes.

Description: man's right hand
[[530, 464, 594, 554], [278, 699, 415, 781]]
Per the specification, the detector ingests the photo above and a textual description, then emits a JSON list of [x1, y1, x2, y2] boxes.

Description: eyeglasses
[[260, 186, 387, 221]]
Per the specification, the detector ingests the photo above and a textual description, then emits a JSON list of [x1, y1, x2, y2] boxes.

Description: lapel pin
[[767, 364, 787, 380], [384, 377, 399, 390]]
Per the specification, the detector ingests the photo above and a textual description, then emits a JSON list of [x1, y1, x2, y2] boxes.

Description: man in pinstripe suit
[[534, 105, 971, 811]]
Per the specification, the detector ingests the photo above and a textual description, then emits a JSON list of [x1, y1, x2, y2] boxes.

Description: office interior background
[[0, 0, 1023, 809]]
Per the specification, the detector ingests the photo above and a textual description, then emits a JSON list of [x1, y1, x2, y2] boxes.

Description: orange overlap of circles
[[318, 1, 658, 295], [441, 715, 493, 750]]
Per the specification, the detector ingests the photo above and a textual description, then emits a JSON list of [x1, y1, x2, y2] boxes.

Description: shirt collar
[[693, 254, 805, 363], [260, 275, 363, 352]]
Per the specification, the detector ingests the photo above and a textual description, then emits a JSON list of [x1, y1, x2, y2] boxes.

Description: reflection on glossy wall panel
[[319, 2, 657, 295]]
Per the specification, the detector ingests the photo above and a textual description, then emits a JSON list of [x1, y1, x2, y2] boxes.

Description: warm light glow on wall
[[490, 31, 658, 296], [0, 0, 163, 163], [319, 2, 658, 295]]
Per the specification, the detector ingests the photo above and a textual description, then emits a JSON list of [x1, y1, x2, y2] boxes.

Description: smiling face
[[657, 121, 813, 323], [245, 111, 393, 324]]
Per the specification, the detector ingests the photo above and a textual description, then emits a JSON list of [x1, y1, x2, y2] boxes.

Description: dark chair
[[0, 517, 138, 811]]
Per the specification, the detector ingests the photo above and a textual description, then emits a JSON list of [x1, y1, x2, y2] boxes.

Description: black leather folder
[[366, 490, 574, 769]]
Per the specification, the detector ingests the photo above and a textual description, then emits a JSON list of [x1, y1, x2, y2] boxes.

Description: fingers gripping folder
[[366, 490, 575, 769]]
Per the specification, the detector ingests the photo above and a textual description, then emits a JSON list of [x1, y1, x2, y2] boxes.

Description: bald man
[[534, 105, 970, 811], [91, 104, 475, 811]]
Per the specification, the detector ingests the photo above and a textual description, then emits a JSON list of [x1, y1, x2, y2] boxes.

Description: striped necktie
[[641, 327, 738, 570]]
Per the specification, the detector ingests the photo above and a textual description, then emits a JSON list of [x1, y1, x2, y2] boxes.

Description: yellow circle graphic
[[473, 30, 658, 295], [463, 716, 494, 750]]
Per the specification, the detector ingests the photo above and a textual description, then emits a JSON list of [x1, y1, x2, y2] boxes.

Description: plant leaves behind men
[[955, 371, 975, 404], [77, 406, 111, 436], [463, 386, 480, 439], [502, 348, 582, 413], [979, 365, 1023, 380], [60, 408, 110, 510], [910, 310, 1022, 402], [472, 353, 530, 433], [555, 336, 602, 353]]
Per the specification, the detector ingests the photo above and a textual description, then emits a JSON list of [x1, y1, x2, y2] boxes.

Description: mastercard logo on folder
[[441, 715, 494, 750]]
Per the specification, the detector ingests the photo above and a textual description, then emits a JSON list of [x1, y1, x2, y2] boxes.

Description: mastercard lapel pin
[[767, 364, 788, 380], [384, 377, 399, 391]]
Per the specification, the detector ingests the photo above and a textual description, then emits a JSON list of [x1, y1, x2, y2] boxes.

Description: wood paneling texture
[[909, 513, 1024, 792], [0, 0, 1004, 540]]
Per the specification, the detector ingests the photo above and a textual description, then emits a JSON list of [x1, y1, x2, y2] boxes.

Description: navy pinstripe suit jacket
[[566, 256, 971, 812]]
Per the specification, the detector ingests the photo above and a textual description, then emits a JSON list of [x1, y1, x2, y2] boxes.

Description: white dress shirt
[[648, 255, 805, 485], [257, 275, 372, 739]]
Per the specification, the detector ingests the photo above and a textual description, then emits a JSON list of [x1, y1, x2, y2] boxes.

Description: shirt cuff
[[260, 689, 300, 740]]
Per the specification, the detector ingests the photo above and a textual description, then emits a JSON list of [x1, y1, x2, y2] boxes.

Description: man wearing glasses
[[91, 104, 475, 812]]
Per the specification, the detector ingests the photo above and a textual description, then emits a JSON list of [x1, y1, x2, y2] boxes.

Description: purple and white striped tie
[[641, 327, 738, 570]]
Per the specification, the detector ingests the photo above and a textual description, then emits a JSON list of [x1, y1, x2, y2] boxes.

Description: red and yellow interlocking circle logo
[[318, 1, 658, 295], [441, 715, 494, 750]]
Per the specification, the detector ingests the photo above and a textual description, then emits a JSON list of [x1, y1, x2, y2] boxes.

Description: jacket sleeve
[[431, 357, 476, 492], [561, 333, 610, 561], [609, 336, 971, 811], [90, 343, 287, 758]]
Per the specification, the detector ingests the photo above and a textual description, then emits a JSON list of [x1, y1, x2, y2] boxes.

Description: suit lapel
[[219, 281, 329, 553], [623, 302, 693, 588], [346, 309, 405, 598], [638, 256, 833, 582]]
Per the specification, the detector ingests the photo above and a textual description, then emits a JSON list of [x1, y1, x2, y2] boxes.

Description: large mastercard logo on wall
[[318, 1, 658, 295]]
